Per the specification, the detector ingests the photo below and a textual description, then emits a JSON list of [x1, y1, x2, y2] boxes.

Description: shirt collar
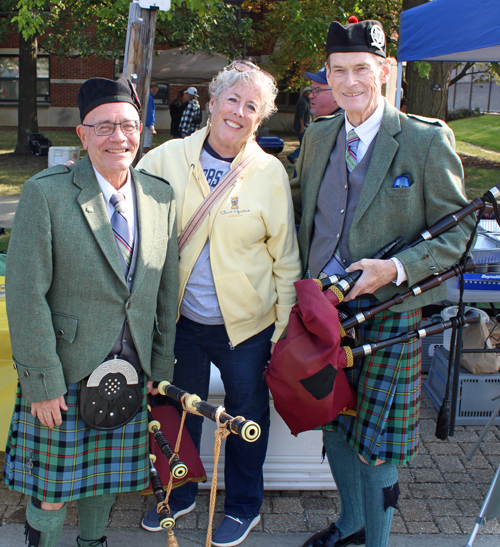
[[344, 99, 385, 148], [93, 166, 132, 206]]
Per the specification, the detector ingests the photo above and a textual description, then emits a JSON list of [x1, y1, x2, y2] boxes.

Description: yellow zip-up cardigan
[[138, 125, 301, 347]]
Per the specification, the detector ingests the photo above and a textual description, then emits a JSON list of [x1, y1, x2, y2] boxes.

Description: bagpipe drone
[[266, 183, 500, 437], [146, 381, 261, 547]]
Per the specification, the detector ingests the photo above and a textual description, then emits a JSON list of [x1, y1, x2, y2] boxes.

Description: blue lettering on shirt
[[203, 168, 225, 188]]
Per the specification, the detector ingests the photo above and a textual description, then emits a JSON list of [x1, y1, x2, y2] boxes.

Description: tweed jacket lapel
[[74, 155, 128, 285], [351, 99, 401, 229], [129, 169, 156, 294]]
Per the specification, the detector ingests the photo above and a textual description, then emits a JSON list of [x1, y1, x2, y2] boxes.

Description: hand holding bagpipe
[[147, 405, 188, 479], [313, 181, 500, 297], [155, 381, 261, 443]]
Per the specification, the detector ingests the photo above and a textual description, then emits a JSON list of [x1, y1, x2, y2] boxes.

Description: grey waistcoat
[[108, 215, 141, 370], [308, 125, 377, 279]]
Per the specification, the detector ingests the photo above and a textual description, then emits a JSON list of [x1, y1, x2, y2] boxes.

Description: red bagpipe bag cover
[[140, 403, 207, 495], [266, 278, 356, 436]]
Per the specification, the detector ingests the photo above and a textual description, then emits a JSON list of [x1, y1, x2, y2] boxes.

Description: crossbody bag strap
[[178, 145, 261, 256]]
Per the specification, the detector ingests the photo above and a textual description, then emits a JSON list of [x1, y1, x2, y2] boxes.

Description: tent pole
[[395, 62, 403, 110]]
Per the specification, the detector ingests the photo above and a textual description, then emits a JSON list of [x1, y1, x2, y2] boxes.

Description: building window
[[275, 83, 300, 111], [0, 55, 50, 102]]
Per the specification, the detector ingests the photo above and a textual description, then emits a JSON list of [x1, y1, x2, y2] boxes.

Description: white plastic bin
[[440, 306, 489, 350], [48, 146, 80, 168], [199, 364, 336, 491]]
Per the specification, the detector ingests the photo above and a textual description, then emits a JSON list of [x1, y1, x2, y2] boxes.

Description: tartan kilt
[[325, 297, 422, 466], [3, 377, 149, 503]]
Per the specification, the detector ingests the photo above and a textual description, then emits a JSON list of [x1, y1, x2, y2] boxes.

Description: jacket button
[[126, 302, 131, 309], [24, 371, 29, 377], [58, 329, 64, 336], [40, 373, 45, 379]]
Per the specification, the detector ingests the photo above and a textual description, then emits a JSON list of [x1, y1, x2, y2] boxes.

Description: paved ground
[[1, 391, 500, 546]]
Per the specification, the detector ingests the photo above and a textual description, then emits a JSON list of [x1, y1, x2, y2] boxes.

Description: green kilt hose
[[3, 379, 149, 503], [325, 297, 422, 466]]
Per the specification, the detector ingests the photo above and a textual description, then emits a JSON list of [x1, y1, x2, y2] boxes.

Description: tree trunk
[[15, 32, 38, 155], [406, 61, 453, 120], [402, 0, 453, 120]]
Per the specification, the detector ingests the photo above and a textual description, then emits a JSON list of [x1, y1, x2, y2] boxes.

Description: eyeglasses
[[226, 60, 276, 84], [81, 120, 142, 136], [310, 87, 333, 96]]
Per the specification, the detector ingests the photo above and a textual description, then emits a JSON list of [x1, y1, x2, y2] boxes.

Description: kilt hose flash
[[3, 378, 149, 503], [325, 297, 422, 466]]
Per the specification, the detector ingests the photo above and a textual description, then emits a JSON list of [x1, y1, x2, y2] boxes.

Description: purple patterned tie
[[346, 129, 360, 174], [110, 192, 134, 269]]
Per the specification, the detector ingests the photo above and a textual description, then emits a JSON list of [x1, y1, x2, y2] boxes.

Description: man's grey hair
[[209, 63, 278, 122]]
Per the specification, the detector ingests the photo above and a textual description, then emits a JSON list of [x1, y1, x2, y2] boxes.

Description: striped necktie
[[345, 129, 360, 174], [110, 192, 134, 269]]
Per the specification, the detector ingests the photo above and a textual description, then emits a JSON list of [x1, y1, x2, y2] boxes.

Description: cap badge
[[370, 25, 385, 52]]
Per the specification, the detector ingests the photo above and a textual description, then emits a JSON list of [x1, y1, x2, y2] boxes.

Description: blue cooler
[[256, 135, 284, 155]]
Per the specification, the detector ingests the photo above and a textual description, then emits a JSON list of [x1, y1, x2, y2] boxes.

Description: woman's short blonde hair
[[209, 60, 278, 122]]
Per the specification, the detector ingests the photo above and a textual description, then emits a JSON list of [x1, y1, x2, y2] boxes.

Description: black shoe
[[287, 154, 296, 165], [302, 523, 366, 547]]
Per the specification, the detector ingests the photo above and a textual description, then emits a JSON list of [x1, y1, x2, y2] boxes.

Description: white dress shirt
[[93, 166, 137, 240], [344, 99, 407, 286]]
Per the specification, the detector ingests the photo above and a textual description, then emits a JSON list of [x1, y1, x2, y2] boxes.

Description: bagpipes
[[146, 381, 261, 547], [266, 183, 500, 437]]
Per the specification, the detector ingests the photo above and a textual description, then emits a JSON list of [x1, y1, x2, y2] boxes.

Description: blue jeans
[[288, 130, 304, 161], [168, 316, 272, 518]]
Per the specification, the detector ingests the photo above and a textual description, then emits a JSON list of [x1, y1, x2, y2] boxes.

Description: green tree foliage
[[248, 0, 401, 86]]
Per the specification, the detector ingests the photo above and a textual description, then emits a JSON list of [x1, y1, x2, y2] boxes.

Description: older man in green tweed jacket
[[293, 19, 474, 547], [3, 78, 177, 547]]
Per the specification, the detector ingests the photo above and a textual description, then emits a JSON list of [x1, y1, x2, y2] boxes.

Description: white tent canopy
[[151, 48, 229, 84]]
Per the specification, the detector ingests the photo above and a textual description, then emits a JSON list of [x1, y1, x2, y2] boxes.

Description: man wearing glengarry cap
[[3, 77, 178, 547], [292, 17, 473, 547]]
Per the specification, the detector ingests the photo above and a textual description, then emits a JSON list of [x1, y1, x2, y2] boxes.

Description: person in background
[[3, 77, 178, 547], [179, 86, 202, 138], [287, 86, 311, 164], [143, 82, 159, 154], [138, 60, 301, 547], [169, 88, 187, 139], [292, 18, 473, 547], [303, 67, 342, 118]]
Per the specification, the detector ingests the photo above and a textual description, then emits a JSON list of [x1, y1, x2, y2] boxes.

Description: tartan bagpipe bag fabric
[[266, 278, 357, 436]]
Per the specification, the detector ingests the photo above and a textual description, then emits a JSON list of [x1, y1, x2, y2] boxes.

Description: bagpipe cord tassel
[[205, 406, 233, 547], [167, 529, 180, 547]]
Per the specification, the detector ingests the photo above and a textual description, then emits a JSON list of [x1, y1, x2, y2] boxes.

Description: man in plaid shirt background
[[179, 86, 201, 137]]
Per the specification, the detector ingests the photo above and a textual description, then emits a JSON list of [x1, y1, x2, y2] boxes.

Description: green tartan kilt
[[325, 298, 422, 466], [3, 378, 149, 503]]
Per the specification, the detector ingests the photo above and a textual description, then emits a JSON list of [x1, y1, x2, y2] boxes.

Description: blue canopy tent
[[397, 2, 500, 544], [395, 0, 500, 109]]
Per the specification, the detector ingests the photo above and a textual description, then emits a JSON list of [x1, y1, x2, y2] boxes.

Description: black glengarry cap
[[78, 77, 141, 122], [326, 18, 386, 58]]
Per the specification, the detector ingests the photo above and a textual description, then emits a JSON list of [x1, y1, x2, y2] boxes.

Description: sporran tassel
[[167, 528, 180, 547]]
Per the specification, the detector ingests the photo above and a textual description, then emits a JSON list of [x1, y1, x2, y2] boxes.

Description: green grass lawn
[[0, 116, 499, 200], [449, 114, 500, 153], [0, 129, 174, 196]]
